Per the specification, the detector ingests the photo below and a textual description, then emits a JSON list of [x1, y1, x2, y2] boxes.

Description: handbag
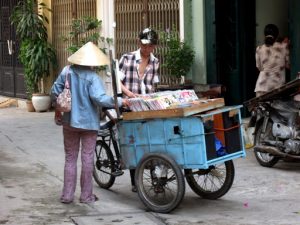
[[56, 66, 71, 112]]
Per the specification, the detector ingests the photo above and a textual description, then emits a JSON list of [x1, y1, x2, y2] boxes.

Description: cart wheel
[[185, 160, 235, 199], [93, 140, 115, 189], [135, 153, 185, 213]]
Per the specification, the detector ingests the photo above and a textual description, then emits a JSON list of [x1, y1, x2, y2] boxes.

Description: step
[[0, 96, 26, 109]]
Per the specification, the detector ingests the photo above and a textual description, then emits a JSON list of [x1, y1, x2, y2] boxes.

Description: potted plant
[[11, 0, 57, 112], [62, 16, 112, 69], [159, 28, 195, 85]]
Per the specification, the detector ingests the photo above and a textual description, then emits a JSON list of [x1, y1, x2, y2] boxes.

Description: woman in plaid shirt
[[118, 28, 160, 192]]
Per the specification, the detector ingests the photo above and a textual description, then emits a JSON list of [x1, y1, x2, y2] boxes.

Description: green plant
[[159, 28, 195, 78], [11, 0, 57, 99], [62, 16, 113, 70]]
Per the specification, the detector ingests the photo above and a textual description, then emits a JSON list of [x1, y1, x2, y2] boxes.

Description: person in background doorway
[[254, 24, 290, 97], [118, 28, 160, 192], [51, 42, 128, 203]]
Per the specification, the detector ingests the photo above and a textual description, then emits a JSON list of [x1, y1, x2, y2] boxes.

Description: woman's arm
[[255, 47, 262, 71]]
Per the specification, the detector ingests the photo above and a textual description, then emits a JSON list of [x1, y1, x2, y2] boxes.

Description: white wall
[[256, 0, 288, 45], [97, 0, 115, 55], [191, 0, 206, 84], [97, 0, 115, 96]]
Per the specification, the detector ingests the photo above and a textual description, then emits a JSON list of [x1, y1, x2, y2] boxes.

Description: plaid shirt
[[119, 49, 159, 95]]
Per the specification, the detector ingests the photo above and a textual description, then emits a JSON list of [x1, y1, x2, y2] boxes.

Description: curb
[[0, 96, 27, 109]]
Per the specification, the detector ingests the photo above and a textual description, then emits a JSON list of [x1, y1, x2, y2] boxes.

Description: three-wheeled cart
[[93, 101, 246, 213]]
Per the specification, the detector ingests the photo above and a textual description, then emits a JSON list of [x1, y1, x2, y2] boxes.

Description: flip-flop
[[80, 194, 98, 203], [60, 199, 73, 204]]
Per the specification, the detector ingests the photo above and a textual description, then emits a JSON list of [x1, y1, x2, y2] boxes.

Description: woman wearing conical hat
[[51, 42, 128, 204]]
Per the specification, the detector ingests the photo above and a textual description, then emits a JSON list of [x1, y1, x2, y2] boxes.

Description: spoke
[[140, 158, 180, 205], [192, 167, 226, 192], [164, 183, 177, 195]]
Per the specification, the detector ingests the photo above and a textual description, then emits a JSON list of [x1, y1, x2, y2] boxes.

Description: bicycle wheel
[[135, 153, 185, 213], [93, 140, 115, 189], [184, 160, 235, 199]]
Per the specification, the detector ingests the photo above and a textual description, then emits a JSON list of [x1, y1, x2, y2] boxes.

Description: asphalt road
[[0, 107, 299, 225]]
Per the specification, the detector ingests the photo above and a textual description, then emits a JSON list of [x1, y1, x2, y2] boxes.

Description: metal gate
[[52, 0, 179, 84], [52, 0, 97, 74], [115, 0, 180, 84], [0, 0, 26, 98]]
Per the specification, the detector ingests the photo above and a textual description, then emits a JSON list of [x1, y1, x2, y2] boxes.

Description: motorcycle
[[244, 77, 300, 167]]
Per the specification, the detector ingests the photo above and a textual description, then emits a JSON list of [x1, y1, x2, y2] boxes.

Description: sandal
[[60, 199, 73, 204], [80, 194, 98, 203]]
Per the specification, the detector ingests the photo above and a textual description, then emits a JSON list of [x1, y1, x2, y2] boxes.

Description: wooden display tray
[[122, 98, 225, 120]]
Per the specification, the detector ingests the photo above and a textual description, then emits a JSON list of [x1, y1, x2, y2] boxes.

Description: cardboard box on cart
[[212, 109, 243, 154]]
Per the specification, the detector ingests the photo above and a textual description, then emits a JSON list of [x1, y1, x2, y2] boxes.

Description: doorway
[[289, 0, 300, 78], [205, 0, 256, 105], [0, 0, 26, 98], [256, 0, 290, 80], [205, 0, 300, 106]]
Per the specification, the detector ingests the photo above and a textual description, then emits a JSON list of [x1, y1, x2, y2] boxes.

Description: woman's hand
[[54, 110, 63, 125], [282, 37, 289, 44]]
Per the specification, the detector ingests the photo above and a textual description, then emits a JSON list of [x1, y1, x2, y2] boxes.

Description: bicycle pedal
[[112, 170, 124, 176]]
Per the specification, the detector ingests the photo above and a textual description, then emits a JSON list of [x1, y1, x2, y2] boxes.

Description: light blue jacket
[[51, 65, 122, 131]]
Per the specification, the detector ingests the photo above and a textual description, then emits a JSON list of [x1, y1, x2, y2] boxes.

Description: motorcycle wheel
[[254, 121, 280, 167]]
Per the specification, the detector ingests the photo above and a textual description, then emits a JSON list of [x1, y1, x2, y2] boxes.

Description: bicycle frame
[[98, 110, 122, 169]]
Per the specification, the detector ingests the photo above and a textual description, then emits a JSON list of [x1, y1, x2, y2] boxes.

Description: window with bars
[[52, 0, 180, 85], [52, 0, 97, 73], [115, 0, 180, 84]]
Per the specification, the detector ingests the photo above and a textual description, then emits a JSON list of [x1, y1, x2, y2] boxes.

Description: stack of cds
[[127, 90, 199, 112]]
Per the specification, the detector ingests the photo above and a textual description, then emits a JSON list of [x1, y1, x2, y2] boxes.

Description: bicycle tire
[[184, 160, 235, 199], [93, 140, 115, 189], [135, 153, 185, 213]]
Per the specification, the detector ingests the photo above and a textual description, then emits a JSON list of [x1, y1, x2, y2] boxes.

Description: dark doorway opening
[[206, 0, 300, 109], [0, 0, 26, 98], [289, 0, 300, 78], [205, 0, 256, 106]]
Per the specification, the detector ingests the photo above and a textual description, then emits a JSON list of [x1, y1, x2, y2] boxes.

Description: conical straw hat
[[67, 42, 110, 66]]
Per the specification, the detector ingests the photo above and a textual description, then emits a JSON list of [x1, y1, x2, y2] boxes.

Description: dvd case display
[[127, 90, 199, 112]]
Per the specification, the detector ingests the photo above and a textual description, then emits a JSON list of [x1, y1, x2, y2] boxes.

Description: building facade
[[1, 0, 300, 106]]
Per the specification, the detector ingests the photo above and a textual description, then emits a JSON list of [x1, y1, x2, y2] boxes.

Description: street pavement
[[0, 106, 300, 225]]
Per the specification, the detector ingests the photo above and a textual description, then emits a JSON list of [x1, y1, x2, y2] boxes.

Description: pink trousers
[[60, 125, 97, 203]]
